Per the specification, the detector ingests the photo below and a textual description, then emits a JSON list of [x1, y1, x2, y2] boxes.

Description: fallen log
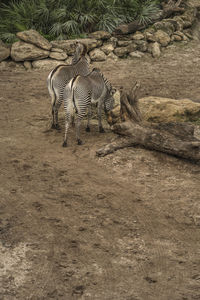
[[96, 83, 200, 163]]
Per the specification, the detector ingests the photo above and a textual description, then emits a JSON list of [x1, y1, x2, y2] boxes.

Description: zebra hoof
[[62, 141, 67, 147], [55, 124, 61, 130], [99, 127, 105, 133], [85, 126, 90, 132], [51, 123, 56, 129], [77, 139, 83, 145]]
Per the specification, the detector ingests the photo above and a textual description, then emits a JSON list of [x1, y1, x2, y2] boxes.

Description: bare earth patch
[[0, 41, 200, 299]]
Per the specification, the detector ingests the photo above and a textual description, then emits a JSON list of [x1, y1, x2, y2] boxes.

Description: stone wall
[[0, 3, 199, 71]]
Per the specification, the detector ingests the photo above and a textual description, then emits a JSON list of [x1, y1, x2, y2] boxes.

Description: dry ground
[[0, 41, 200, 300]]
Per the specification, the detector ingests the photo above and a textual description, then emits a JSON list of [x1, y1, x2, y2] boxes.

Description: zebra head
[[104, 88, 116, 114], [73, 42, 87, 63]]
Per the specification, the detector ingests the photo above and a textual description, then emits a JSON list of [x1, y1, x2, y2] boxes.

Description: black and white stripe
[[47, 42, 90, 129], [62, 68, 115, 146]]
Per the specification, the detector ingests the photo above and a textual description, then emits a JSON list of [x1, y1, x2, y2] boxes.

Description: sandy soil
[[0, 41, 200, 300]]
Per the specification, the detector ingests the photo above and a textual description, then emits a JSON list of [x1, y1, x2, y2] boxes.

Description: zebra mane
[[80, 43, 87, 56]]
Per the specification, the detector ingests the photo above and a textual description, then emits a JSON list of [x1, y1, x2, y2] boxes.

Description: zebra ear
[[111, 88, 117, 95]]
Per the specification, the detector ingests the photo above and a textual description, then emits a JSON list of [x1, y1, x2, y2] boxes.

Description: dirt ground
[[0, 40, 200, 300]]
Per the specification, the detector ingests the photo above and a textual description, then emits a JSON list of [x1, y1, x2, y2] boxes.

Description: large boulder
[[11, 41, 49, 61], [134, 40, 148, 52], [49, 51, 68, 60], [51, 38, 101, 54], [89, 48, 107, 61], [100, 43, 114, 55], [76, 38, 102, 51], [88, 31, 111, 40], [32, 59, 65, 70], [138, 97, 200, 123], [0, 41, 10, 62], [0, 60, 24, 70], [130, 32, 145, 40], [117, 40, 132, 47], [114, 47, 129, 57], [16, 30, 52, 51], [154, 30, 171, 47], [50, 40, 77, 55]]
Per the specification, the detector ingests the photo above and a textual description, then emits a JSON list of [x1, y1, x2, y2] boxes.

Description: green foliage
[[0, 0, 161, 42]]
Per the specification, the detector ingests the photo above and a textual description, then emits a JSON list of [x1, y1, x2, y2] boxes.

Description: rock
[[51, 38, 101, 53], [106, 52, 119, 61], [114, 47, 129, 57], [49, 51, 68, 60], [51, 40, 77, 54], [174, 31, 185, 38], [154, 30, 171, 47], [127, 43, 138, 52], [24, 61, 32, 70], [184, 32, 193, 39], [16, 29, 52, 51], [113, 90, 120, 106], [173, 16, 185, 31], [11, 41, 49, 62], [138, 97, 200, 123], [130, 32, 145, 40], [32, 59, 66, 70], [151, 42, 161, 58], [134, 40, 148, 52], [129, 51, 144, 58], [77, 38, 102, 50], [0, 60, 24, 70], [65, 57, 73, 64], [89, 48, 107, 61], [0, 41, 10, 62], [172, 34, 182, 41], [101, 43, 114, 55], [51, 47, 65, 53], [153, 21, 175, 36], [193, 215, 200, 226], [117, 40, 132, 47], [110, 37, 118, 48], [145, 32, 156, 42], [88, 31, 111, 40]]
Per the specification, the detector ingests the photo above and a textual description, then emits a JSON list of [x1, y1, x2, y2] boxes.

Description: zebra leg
[[97, 101, 105, 133], [76, 117, 83, 145], [51, 106, 56, 129], [54, 97, 63, 130], [63, 112, 71, 147], [86, 105, 91, 132]]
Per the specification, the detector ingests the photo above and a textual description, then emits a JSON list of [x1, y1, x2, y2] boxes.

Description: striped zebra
[[62, 68, 116, 147], [47, 42, 90, 129]]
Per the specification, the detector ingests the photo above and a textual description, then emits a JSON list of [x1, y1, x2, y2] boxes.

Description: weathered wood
[[96, 84, 200, 162]]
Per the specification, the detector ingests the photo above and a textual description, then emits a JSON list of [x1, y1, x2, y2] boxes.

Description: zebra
[[62, 68, 116, 147], [47, 42, 90, 129]]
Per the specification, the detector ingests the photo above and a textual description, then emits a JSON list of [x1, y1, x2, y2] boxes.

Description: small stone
[[107, 52, 119, 61], [89, 48, 106, 61], [129, 51, 144, 59], [193, 215, 200, 226], [101, 43, 114, 55], [151, 42, 161, 58], [117, 40, 132, 47], [114, 47, 129, 57], [173, 35, 182, 41], [131, 32, 145, 40], [24, 61, 32, 70]]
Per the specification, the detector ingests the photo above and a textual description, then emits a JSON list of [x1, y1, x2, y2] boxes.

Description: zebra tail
[[47, 70, 57, 108]]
